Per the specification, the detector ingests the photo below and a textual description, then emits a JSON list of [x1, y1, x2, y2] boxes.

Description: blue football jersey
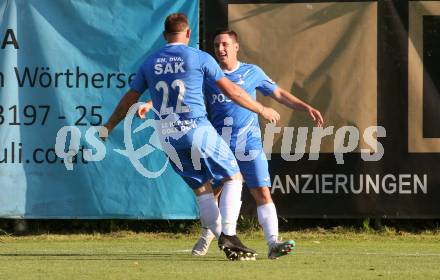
[[204, 62, 277, 148], [130, 43, 225, 120], [129, 44, 240, 187]]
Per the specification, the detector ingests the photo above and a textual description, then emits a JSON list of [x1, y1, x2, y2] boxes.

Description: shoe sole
[[191, 251, 208, 256], [219, 245, 257, 261], [218, 243, 256, 255]]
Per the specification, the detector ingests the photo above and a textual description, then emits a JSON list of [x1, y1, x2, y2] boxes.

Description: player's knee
[[213, 187, 222, 199], [193, 182, 213, 196], [250, 187, 273, 206]]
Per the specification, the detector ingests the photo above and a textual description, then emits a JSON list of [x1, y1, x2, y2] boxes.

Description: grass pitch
[[1, 230, 440, 280]]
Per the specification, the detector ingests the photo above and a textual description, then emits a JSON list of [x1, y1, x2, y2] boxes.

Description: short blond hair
[[164, 13, 189, 34]]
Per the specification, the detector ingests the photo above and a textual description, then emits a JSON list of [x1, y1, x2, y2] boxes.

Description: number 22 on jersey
[[155, 79, 190, 115]]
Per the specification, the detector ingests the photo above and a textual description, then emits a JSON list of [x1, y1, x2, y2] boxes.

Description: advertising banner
[[204, 0, 440, 218], [0, 0, 200, 218]]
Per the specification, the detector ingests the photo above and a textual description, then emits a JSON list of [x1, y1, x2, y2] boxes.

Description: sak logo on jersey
[[154, 57, 185, 75]]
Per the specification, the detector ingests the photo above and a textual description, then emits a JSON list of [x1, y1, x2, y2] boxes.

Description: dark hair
[[164, 13, 189, 34], [213, 29, 239, 42]]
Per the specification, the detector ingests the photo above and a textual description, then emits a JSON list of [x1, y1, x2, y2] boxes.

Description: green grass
[[1, 230, 440, 280]]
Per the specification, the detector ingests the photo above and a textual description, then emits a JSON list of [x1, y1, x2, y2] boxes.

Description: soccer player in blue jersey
[[138, 28, 324, 259], [102, 14, 280, 260], [189, 29, 324, 259]]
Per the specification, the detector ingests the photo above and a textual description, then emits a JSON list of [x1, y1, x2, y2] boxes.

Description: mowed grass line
[[0, 231, 439, 280]]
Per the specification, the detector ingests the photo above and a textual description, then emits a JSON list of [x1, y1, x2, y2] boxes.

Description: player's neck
[[220, 60, 239, 72], [167, 40, 188, 46], [166, 34, 189, 46]]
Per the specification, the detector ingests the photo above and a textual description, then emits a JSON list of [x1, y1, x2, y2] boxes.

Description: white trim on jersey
[[166, 42, 186, 46], [223, 61, 241, 74]]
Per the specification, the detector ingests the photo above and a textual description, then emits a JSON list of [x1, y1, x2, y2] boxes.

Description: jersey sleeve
[[200, 52, 225, 82], [129, 64, 149, 94], [255, 65, 277, 96]]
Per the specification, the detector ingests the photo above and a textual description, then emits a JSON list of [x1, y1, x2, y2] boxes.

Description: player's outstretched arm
[[137, 100, 153, 119], [101, 89, 142, 140], [271, 87, 324, 127], [216, 77, 280, 124]]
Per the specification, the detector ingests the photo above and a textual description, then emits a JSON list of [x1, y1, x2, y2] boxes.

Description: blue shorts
[[231, 127, 271, 188], [236, 149, 271, 188], [163, 117, 240, 189], [212, 141, 272, 188]]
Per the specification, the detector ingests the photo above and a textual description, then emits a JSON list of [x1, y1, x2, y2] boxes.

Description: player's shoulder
[[194, 48, 217, 61], [238, 63, 267, 78], [186, 46, 201, 53], [182, 47, 216, 65], [239, 62, 276, 85], [239, 62, 263, 73], [183, 46, 206, 57]]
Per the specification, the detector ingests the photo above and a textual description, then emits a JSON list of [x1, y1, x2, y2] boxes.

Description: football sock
[[257, 202, 279, 245], [196, 193, 221, 238], [219, 179, 243, 236]]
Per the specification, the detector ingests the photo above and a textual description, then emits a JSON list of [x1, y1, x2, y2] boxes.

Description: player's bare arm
[[216, 77, 280, 124], [101, 89, 142, 140], [271, 87, 324, 126]]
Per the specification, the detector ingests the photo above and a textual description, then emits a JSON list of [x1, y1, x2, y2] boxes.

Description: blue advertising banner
[[0, 0, 199, 218]]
